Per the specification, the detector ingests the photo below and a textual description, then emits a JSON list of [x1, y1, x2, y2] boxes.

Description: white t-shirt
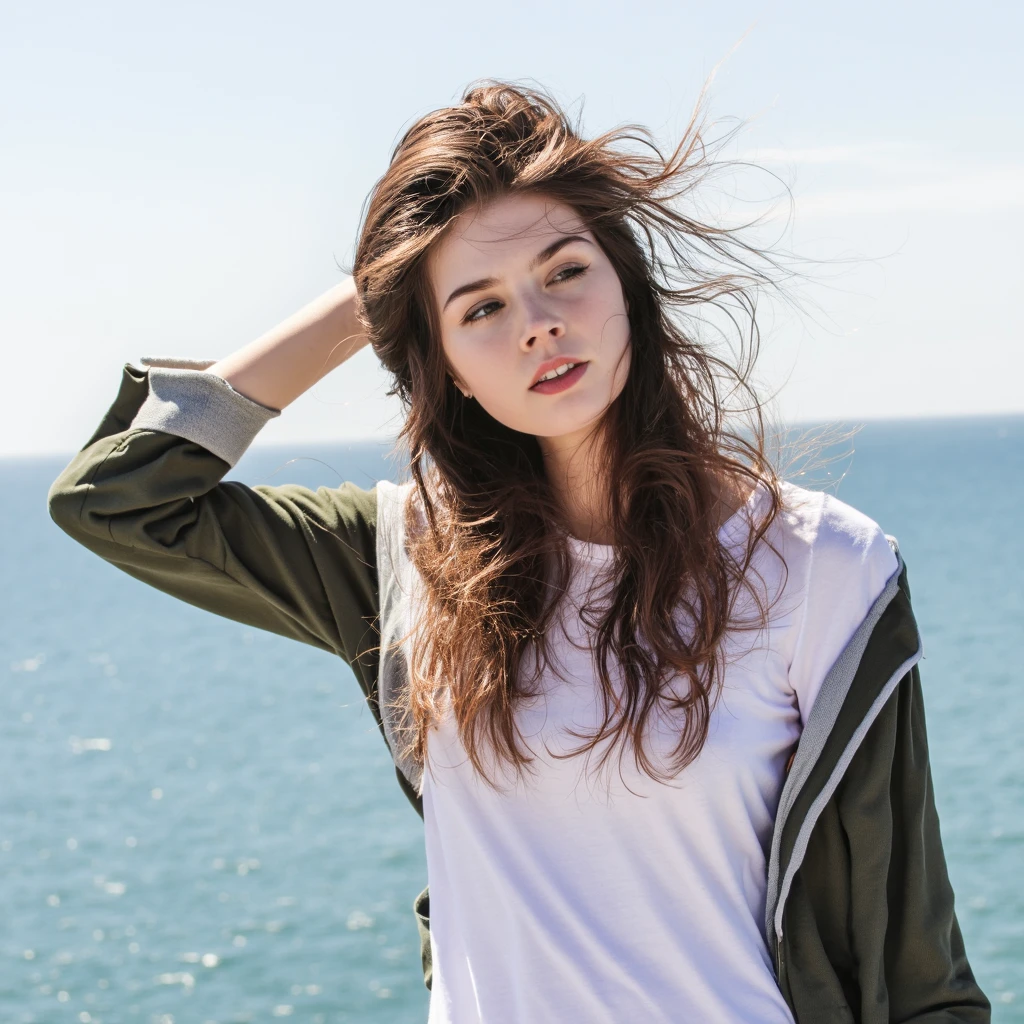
[[421, 480, 898, 1024]]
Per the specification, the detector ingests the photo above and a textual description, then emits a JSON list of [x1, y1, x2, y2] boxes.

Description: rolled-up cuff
[[130, 363, 280, 467]]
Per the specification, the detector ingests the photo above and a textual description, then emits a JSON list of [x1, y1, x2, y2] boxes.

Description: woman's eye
[[460, 266, 587, 324], [464, 300, 503, 324], [551, 264, 589, 284]]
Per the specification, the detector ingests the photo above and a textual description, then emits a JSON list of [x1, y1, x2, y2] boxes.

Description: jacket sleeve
[[47, 363, 380, 673], [839, 663, 991, 1022]]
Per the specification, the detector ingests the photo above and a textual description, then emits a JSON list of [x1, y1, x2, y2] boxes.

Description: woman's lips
[[529, 361, 589, 394]]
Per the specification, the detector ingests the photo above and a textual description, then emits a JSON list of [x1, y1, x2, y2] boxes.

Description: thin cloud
[[737, 143, 1024, 215], [796, 167, 1024, 216], [740, 143, 916, 166]]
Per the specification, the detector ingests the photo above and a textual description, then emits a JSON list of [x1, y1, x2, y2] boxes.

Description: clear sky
[[3, 0, 1021, 456]]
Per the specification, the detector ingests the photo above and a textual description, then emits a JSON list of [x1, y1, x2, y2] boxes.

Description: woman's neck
[[539, 428, 615, 545], [540, 430, 756, 547]]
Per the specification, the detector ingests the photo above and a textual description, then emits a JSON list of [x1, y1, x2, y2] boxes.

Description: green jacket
[[48, 363, 990, 1022]]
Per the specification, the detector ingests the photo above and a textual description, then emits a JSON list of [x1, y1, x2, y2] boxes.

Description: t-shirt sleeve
[[787, 492, 899, 726]]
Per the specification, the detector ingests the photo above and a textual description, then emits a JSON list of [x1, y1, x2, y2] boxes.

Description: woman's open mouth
[[529, 361, 589, 394]]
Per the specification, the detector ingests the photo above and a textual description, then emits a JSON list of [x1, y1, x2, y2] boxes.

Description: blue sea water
[[2, 416, 1022, 1023]]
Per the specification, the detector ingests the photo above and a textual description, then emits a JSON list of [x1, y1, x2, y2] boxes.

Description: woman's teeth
[[536, 362, 578, 383]]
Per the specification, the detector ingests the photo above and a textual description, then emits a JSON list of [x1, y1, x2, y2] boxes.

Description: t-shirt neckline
[[565, 477, 767, 564]]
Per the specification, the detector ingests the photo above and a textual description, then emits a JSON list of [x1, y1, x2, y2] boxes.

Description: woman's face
[[427, 194, 631, 447]]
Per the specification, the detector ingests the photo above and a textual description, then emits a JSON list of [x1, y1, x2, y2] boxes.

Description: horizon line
[[4, 408, 1023, 463]]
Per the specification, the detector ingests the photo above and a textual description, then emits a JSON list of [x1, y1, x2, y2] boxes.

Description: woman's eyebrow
[[443, 276, 499, 312], [528, 234, 592, 270], [442, 235, 593, 312]]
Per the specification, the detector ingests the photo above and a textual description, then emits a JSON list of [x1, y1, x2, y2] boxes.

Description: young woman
[[49, 83, 989, 1022]]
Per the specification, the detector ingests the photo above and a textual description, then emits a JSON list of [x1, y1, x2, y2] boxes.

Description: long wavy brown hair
[[353, 80, 791, 792]]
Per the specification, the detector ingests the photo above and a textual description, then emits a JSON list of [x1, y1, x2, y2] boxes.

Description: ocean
[[2, 415, 1022, 1022]]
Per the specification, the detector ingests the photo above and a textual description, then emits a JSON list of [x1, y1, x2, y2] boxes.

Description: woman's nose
[[519, 298, 566, 351]]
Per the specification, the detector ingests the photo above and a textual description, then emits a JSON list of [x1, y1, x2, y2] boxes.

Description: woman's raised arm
[[206, 275, 370, 410], [47, 278, 383, 675]]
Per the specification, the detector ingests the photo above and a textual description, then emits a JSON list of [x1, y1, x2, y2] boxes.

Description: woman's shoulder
[[774, 478, 898, 585], [374, 478, 428, 554], [375, 479, 418, 519]]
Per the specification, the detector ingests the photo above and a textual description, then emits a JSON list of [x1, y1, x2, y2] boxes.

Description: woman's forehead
[[429, 195, 590, 283]]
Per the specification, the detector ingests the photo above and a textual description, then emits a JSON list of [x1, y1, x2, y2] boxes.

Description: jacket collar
[[765, 541, 922, 962]]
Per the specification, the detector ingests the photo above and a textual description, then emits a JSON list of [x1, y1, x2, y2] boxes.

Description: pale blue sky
[[3, 0, 1021, 456]]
